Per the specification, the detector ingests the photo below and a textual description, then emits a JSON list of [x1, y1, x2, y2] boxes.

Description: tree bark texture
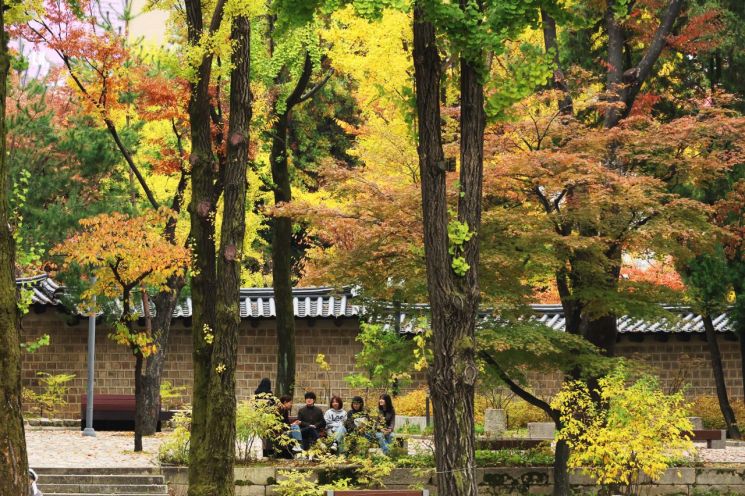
[[0, 8, 30, 494], [141, 282, 184, 434], [703, 315, 741, 439], [184, 0, 225, 493], [202, 14, 251, 495], [413, 4, 480, 495]]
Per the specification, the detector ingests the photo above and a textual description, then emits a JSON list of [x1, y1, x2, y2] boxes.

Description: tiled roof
[[533, 304, 733, 334], [16, 274, 62, 306], [18, 275, 357, 319], [16, 275, 733, 332]]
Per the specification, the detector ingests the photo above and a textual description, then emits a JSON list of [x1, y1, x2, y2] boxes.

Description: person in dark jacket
[[254, 378, 272, 397], [376, 393, 396, 454], [296, 391, 326, 450], [344, 396, 368, 433], [275, 395, 301, 458]]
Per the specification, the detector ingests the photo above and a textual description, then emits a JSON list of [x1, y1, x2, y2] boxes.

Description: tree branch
[[479, 350, 559, 423], [298, 69, 335, 104], [285, 52, 314, 111]]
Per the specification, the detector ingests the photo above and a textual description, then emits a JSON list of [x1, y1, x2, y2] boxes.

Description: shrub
[[505, 400, 549, 429], [273, 470, 352, 496], [160, 380, 188, 411], [690, 395, 745, 429], [553, 368, 693, 495], [394, 388, 428, 416], [236, 396, 292, 462], [158, 410, 191, 465], [23, 372, 75, 418]]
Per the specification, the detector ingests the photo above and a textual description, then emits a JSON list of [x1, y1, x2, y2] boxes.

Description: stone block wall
[[19, 309, 392, 418], [19, 307, 745, 419]]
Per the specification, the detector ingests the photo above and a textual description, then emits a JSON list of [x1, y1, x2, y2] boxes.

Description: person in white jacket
[[324, 396, 347, 451], [29, 468, 43, 496]]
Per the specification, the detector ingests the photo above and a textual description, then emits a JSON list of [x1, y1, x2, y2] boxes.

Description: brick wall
[[19, 307, 745, 419], [19, 308, 404, 418]]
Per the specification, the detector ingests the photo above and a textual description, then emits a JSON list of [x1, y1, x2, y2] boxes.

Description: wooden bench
[[326, 491, 429, 496], [688, 429, 727, 449], [80, 394, 164, 431]]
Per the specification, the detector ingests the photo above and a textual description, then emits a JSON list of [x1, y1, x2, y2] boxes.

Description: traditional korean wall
[[19, 306, 745, 419]]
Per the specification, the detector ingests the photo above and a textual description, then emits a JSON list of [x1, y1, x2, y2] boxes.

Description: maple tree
[[0, 0, 30, 492], [51, 209, 190, 451], [15, 0, 195, 436]]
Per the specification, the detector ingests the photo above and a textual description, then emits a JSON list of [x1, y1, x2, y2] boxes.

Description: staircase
[[34, 467, 168, 496]]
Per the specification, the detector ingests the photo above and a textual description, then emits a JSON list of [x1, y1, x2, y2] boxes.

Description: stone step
[[39, 484, 167, 494], [38, 474, 164, 485], [34, 467, 161, 475], [44, 492, 168, 496]]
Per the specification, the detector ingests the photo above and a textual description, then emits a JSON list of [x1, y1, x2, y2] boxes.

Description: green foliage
[[553, 368, 693, 494], [478, 319, 613, 384], [448, 217, 475, 276], [158, 410, 191, 465], [236, 396, 293, 462], [22, 372, 76, 418], [272, 470, 352, 496], [20, 334, 50, 354], [160, 381, 187, 411], [680, 247, 732, 315], [486, 43, 555, 120], [344, 323, 418, 390]]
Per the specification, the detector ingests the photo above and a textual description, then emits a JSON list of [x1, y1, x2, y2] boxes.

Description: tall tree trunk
[[413, 4, 480, 494], [270, 111, 297, 397], [269, 51, 325, 397], [134, 352, 144, 451], [185, 0, 223, 491], [703, 315, 741, 439], [203, 14, 251, 494], [0, 6, 29, 493], [186, 4, 250, 492]]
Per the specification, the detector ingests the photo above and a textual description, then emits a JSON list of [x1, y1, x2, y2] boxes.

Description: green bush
[[394, 449, 553, 468], [23, 372, 75, 418], [158, 410, 191, 465]]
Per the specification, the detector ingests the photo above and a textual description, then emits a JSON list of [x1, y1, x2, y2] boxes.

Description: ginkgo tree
[[52, 209, 190, 451]]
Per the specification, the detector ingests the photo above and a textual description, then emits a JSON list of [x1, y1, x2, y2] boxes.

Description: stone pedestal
[[484, 408, 506, 437], [528, 422, 555, 440], [688, 417, 703, 430]]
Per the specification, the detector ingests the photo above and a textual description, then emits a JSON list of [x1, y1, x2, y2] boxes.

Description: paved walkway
[[25, 428, 745, 468], [26, 428, 165, 468]]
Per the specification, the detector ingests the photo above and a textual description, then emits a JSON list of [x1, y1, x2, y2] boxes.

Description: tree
[[262, 9, 333, 397], [0, 0, 29, 492], [182, 0, 252, 493], [52, 209, 190, 450], [15, 0, 194, 435]]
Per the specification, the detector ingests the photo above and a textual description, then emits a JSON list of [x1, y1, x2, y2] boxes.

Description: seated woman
[[324, 396, 348, 452], [276, 395, 302, 457], [336, 396, 369, 454], [375, 393, 396, 455]]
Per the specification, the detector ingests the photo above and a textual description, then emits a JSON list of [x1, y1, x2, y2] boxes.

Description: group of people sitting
[[254, 378, 396, 457]]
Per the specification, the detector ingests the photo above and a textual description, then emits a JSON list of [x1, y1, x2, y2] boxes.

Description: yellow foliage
[[690, 395, 745, 429], [552, 369, 693, 490], [395, 388, 428, 416]]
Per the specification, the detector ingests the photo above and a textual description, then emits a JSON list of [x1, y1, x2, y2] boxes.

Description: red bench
[[688, 429, 727, 449], [80, 394, 164, 431]]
